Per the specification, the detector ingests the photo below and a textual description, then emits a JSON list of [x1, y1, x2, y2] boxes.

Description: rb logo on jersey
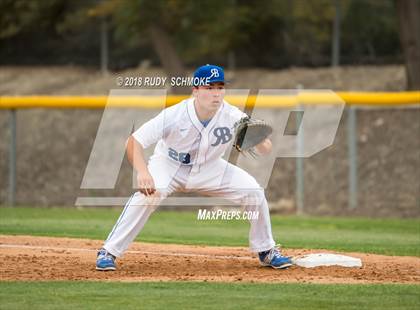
[[211, 127, 232, 146]]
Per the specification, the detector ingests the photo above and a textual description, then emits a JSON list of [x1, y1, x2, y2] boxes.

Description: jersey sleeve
[[230, 106, 248, 122], [132, 110, 166, 149]]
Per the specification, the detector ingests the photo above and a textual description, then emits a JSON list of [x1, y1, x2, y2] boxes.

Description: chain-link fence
[[0, 97, 419, 218]]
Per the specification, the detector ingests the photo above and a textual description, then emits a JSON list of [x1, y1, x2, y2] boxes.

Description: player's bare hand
[[255, 137, 272, 155], [137, 171, 156, 196]]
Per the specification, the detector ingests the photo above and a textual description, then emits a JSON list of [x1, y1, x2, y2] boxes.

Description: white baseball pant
[[103, 155, 276, 257]]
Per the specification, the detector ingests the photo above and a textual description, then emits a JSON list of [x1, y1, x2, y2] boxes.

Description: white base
[[292, 253, 362, 268]]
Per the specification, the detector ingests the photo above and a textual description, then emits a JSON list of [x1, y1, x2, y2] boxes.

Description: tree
[[109, 0, 235, 92], [396, 0, 420, 90], [109, 0, 186, 84], [0, 0, 67, 39]]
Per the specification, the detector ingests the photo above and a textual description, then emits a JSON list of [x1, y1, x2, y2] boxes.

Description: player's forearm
[[126, 135, 149, 175], [255, 138, 272, 155]]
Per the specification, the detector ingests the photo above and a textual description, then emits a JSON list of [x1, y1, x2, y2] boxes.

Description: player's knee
[[242, 188, 266, 205], [133, 191, 166, 210]]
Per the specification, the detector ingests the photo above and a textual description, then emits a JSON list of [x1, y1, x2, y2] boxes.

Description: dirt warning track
[[0, 235, 419, 284]]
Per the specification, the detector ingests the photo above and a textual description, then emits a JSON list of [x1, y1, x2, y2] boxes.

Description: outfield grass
[[0, 282, 419, 310], [0, 207, 419, 256]]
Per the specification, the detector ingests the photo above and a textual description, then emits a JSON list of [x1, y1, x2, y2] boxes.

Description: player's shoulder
[[222, 100, 247, 120], [222, 100, 239, 113], [159, 97, 189, 118]]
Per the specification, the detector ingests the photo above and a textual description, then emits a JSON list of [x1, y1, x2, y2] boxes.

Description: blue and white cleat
[[258, 246, 293, 269], [96, 249, 116, 271]]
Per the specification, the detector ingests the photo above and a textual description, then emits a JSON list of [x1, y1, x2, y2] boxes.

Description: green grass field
[[0, 207, 419, 256], [0, 207, 419, 310], [0, 282, 419, 310]]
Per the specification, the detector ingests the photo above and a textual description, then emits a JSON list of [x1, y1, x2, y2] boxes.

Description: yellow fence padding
[[0, 92, 418, 109]]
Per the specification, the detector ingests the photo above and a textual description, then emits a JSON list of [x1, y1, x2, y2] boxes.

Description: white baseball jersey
[[132, 97, 247, 172], [103, 97, 276, 257]]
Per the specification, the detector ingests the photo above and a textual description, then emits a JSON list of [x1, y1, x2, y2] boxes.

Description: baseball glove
[[233, 116, 273, 157]]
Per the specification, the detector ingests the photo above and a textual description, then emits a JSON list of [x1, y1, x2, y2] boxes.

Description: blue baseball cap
[[193, 64, 225, 86]]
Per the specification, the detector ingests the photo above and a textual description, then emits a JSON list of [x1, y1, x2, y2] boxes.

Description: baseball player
[[96, 64, 292, 271]]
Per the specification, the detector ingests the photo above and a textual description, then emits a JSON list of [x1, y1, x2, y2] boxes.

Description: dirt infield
[[0, 235, 419, 284]]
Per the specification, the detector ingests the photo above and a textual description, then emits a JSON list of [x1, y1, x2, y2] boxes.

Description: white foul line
[[0, 244, 254, 261]]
